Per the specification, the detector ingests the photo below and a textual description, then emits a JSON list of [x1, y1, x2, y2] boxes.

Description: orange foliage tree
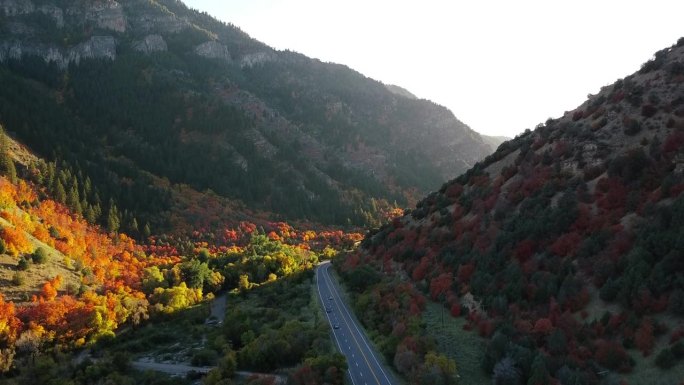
[[0, 226, 33, 257]]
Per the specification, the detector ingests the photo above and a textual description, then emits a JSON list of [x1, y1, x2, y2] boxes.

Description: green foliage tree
[[31, 247, 49, 264], [655, 347, 676, 369], [527, 354, 550, 385], [180, 259, 212, 289]]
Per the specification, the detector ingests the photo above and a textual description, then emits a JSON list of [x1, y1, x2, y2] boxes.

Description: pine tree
[[45, 162, 56, 189], [54, 179, 67, 203], [143, 222, 151, 239], [67, 184, 81, 214], [107, 200, 120, 233], [527, 353, 550, 385], [84, 204, 97, 223], [130, 217, 139, 235], [0, 126, 17, 183]]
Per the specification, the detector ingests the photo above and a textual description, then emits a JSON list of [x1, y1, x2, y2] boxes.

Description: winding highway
[[316, 261, 396, 385]]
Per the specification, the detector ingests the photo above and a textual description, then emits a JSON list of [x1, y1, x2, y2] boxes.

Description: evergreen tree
[[84, 204, 97, 223], [0, 126, 17, 183], [527, 354, 550, 385], [143, 222, 151, 239], [107, 200, 120, 233], [129, 217, 139, 236], [67, 184, 81, 214], [54, 179, 67, 203]]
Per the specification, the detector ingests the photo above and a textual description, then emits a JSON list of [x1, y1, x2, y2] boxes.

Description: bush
[[17, 256, 29, 271], [641, 104, 658, 118], [623, 118, 642, 136], [32, 247, 49, 264], [0, 238, 5, 254], [655, 348, 676, 369], [671, 341, 684, 358], [11, 272, 25, 285], [191, 349, 219, 366], [669, 289, 684, 316]]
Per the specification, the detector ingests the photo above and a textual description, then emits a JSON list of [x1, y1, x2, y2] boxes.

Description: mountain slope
[[342, 38, 684, 384], [481, 134, 509, 152], [0, 0, 494, 228]]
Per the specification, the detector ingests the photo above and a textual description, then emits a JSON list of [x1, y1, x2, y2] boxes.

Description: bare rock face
[[0, 36, 116, 68], [135, 13, 189, 33], [86, 1, 126, 33], [0, 0, 34, 16], [133, 34, 167, 54], [5, 22, 33, 35], [38, 4, 64, 28], [194, 41, 231, 62], [239, 51, 278, 68], [69, 36, 116, 64]]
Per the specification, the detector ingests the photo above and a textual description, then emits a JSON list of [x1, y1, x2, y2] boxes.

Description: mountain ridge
[[0, 0, 495, 229]]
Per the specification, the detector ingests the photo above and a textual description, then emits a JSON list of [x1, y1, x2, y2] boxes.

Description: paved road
[[316, 261, 396, 385]]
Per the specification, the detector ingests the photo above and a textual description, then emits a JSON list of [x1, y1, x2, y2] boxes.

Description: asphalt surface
[[316, 261, 396, 385]]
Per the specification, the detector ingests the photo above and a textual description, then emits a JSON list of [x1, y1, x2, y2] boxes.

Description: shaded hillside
[[341, 38, 684, 384], [481, 134, 509, 152], [0, 0, 493, 228]]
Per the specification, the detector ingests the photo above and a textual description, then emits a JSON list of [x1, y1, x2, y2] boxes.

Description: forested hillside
[[339, 38, 684, 384], [0, 0, 493, 229], [0, 124, 360, 382]]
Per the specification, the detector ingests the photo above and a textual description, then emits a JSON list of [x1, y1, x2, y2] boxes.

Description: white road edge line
[[316, 265, 358, 385], [324, 264, 394, 385]]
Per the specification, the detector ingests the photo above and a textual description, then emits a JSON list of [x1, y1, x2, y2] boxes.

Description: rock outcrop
[[133, 34, 167, 54], [38, 4, 64, 28], [85, 1, 126, 33], [194, 41, 231, 61], [0, 0, 34, 16], [134, 13, 189, 33], [0, 36, 116, 68], [239, 51, 278, 68]]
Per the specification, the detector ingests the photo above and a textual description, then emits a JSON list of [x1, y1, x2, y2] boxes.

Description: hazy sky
[[183, 0, 683, 137]]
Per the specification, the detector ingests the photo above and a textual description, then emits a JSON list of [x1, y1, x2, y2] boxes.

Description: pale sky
[[183, 0, 683, 137]]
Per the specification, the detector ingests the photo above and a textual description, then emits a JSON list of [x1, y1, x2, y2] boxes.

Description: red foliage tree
[[533, 318, 554, 335], [549, 232, 582, 257], [635, 318, 655, 356], [457, 263, 475, 284], [429, 272, 453, 300]]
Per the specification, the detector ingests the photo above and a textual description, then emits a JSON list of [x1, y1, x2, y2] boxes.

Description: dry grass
[[0, 222, 80, 303], [423, 301, 489, 385]]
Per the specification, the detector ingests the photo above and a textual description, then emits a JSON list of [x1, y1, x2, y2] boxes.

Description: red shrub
[[478, 319, 495, 337], [533, 318, 554, 335], [594, 340, 631, 371], [663, 130, 684, 152], [457, 263, 475, 284]]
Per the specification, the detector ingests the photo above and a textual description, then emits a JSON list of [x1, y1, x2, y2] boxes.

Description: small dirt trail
[[208, 293, 226, 322], [132, 361, 286, 384]]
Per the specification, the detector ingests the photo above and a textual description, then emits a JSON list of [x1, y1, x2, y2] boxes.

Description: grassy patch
[[623, 346, 684, 385], [423, 301, 489, 385], [105, 302, 210, 361]]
